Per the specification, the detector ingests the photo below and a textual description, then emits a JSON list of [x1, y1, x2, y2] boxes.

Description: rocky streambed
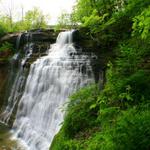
[[0, 122, 25, 150]]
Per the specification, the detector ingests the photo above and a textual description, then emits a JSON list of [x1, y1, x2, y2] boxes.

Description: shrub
[[62, 85, 99, 138], [0, 42, 14, 53], [87, 108, 150, 150]]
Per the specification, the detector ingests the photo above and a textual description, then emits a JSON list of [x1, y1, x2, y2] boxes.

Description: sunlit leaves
[[24, 7, 49, 30], [82, 9, 108, 33], [0, 7, 49, 32], [132, 6, 150, 39]]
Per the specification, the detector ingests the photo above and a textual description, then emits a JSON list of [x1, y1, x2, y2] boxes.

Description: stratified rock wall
[[0, 64, 10, 110]]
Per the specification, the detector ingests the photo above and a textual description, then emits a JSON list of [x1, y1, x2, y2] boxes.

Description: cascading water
[[0, 68, 26, 124], [0, 42, 34, 125], [16, 33, 23, 50], [12, 30, 95, 150], [0, 54, 23, 124]]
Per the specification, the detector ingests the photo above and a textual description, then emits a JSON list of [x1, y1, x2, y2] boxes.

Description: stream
[[0, 122, 25, 150]]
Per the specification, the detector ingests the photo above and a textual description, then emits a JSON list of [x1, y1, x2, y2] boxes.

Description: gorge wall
[[0, 28, 113, 124]]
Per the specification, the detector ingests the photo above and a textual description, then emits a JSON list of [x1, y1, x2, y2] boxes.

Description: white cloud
[[0, 0, 76, 24]]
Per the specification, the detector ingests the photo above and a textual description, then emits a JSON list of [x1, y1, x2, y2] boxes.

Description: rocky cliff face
[[0, 30, 60, 111], [0, 61, 18, 111], [0, 28, 114, 68], [0, 64, 11, 110], [0, 29, 113, 112]]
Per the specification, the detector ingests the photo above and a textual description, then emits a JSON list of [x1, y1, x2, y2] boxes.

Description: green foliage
[[24, 7, 49, 30], [115, 43, 142, 76], [51, 97, 150, 150], [132, 6, 150, 39], [86, 108, 150, 150], [72, 0, 94, 23], [51, 0, 150, 150], [55, 11, 78, 30], [51, 130, 81, 150], [0, 42, 14, 61], [0, 42, 14, 52], [98, 106, 120, 127], [99, 35, 150, 107], [0, 7, 49, 33], [72, 0, 150, 50], [82, 10, 108, 33], [0, 16, 12, 33], [62, 85, 99, 138], [55, 12, 72, 30], [0, 23, 7, 37], [125, 70, 150, 103], [117, 109, 150, 150], [73, 0, 126, 24], [112, 109, 150, 150]]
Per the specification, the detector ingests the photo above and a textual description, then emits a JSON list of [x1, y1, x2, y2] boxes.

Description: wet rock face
[[72, 29, 98, 53], [0, 33, 20, 46], [0, 65, 9, 109], [0, 29, 96, 52], [0, 29, 59, 68], [0, 29, 59, 48], [0, 28, 111, 86], [0, 50, 13, 59], [24, 30, 58, 43]]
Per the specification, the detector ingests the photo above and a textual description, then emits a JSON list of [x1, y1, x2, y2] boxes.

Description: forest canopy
[[0, 6, 49, 34]]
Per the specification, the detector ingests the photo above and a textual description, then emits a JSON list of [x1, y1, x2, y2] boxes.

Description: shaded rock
[[0, 50, 13, 58], [0, 33, 21, 46], [0, 29, 59, 48], [0, 65, 10, 109]]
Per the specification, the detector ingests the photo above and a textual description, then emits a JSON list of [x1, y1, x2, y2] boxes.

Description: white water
[[12, 30, 95, 150], [0, 44, 33, 124], [0, 69, 25, 124], [0, 53, 27, 124]]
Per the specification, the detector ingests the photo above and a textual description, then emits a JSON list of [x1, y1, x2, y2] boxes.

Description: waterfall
[[12, 30, 95, 150], [0, 53, 29, 125], [0, 39, 35, 125], [0, 69, 26, 124], [16, 33, 23, 50]]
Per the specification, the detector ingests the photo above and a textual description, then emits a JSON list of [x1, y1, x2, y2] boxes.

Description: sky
[[0, 0, 76, 24]]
